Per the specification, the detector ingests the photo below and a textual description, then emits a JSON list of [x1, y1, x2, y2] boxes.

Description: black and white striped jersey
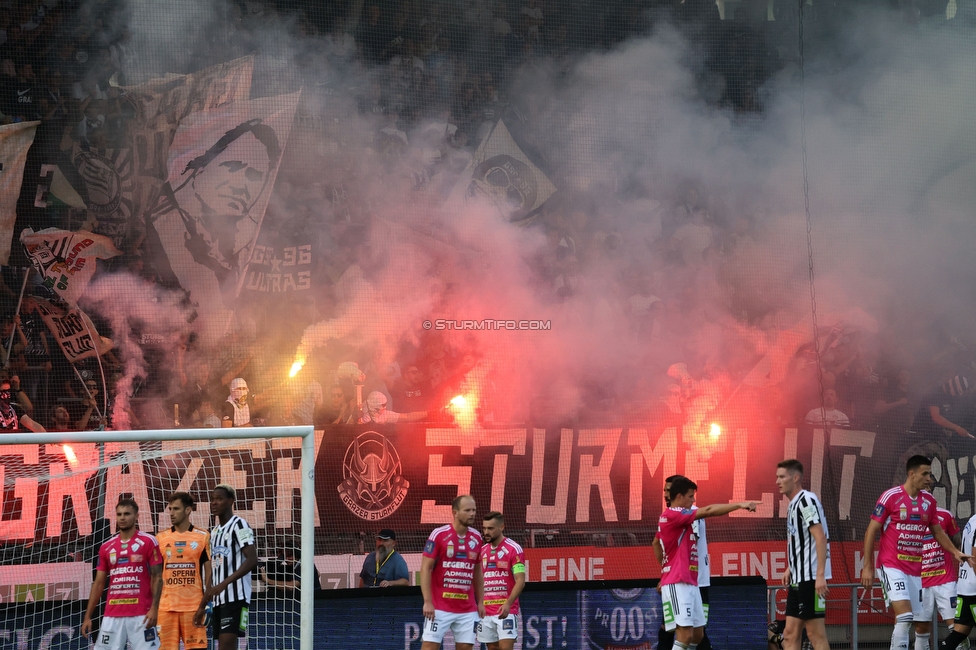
[[786, 489, 832, 584], [210, 515, 255, 605]]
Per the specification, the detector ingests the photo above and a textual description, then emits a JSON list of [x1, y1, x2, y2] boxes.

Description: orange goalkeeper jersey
[[157, 525, 210, 611]]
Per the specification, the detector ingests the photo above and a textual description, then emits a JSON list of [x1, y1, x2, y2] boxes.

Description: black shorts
[[957, 594, 976, 627], [785, 581, 825, 620], [212, 602, 249, 637]]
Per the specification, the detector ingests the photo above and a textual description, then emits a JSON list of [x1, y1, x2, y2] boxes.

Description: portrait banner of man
[[145, 91, 300, 334], [449, 119, 555, 223]]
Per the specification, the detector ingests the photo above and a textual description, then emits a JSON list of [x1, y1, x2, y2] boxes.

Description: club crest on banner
[[69, 147, 136, 249], [337, 431, 410, 520]]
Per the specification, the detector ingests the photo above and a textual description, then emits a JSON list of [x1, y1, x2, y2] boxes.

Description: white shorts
[[878, 566, 924, 619], [95, 616, 160, 650], [661, 583, 706, 631], [478, 614, 520, 643], [921, 582, 958, 622], [422, 610, 480, 644]]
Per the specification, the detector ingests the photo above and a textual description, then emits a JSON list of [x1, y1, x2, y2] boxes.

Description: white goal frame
[[0, 425, 316, 650]]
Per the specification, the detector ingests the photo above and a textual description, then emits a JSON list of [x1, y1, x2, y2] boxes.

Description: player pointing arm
[[657, 476, 755, 650]]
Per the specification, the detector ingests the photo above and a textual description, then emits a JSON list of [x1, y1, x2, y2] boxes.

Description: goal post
[[0, 425, 315, 650]]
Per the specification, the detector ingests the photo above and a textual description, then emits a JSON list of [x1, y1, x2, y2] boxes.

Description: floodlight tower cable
[[798, 0, 826, 417]]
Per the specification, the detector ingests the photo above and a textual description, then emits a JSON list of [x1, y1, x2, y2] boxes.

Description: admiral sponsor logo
[[337, 431, 409, 520]]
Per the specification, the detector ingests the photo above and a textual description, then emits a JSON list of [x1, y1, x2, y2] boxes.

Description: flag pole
[[70, 363, 104, 423], [3, 267, 30, 369]]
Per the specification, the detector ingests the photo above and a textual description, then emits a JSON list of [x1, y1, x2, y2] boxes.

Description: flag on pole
[[20, 227, 122, 305], [145, 90, 300, 328], [451, 119, 556, 223], [22, 296, 113, 363], [0, 121, 40, 264]]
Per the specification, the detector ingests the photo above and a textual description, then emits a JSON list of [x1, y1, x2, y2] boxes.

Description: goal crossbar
[[0, 425, 316, 650]]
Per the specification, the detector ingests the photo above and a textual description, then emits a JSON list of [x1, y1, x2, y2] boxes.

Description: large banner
[[144, 91, 300, 332], [0, 423, 961, 546]]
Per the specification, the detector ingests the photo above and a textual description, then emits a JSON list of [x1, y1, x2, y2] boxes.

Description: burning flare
[[289, 359, 305, 378], [450, 395, 468, 408], [63, 445, 79, 469], [709, 423, 722, 439]]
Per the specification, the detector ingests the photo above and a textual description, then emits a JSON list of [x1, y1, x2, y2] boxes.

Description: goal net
[[0, 426, 315, 650]]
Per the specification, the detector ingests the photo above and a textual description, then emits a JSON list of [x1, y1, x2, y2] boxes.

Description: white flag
[[0, 121, 40, 264], [456, 120, 556, 223], [20, 227, 122, 305], [23, 296, 114, 363], [145, 90, 300, 329]]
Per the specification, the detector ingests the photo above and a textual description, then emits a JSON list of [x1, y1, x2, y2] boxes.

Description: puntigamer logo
[[337, 431, 410, 521]]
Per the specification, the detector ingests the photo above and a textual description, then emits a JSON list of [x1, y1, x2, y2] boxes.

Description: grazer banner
[[0, 424, 963, 548]]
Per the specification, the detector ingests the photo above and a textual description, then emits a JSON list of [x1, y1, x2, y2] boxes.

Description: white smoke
[[80, 274, 191, 428]]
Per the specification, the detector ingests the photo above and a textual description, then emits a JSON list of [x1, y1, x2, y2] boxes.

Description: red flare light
[[709, 423, 721, 439], [63, 445, 79, 469]]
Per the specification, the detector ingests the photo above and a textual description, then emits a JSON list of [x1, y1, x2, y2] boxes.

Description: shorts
[[478, 614, 520, 643], [158, 610, 208, 650], [785, 580, 826, 620], [956, 594, 976, 627], [921, 582, 958, 622], [95, 616, 160, 650], [661, 583, 706, 631], [212, 602, 249, 638], [878, 566, 923, 619], [422, 610, 479, 645]]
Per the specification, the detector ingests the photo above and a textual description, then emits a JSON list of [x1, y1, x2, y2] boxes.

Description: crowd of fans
[[0, 0, 974, 438]]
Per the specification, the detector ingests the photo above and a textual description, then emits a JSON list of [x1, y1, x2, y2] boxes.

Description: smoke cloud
[[98, 0, 976, 423]]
